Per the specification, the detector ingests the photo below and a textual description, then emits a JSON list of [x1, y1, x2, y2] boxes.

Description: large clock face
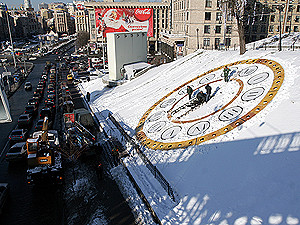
[[136, 59, 284, 150]]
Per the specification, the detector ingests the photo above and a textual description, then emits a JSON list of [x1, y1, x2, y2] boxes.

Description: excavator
[[26, 117, 63, 185]]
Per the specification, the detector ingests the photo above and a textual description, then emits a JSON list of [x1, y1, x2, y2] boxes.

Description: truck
[[26, 117, 63, 185]]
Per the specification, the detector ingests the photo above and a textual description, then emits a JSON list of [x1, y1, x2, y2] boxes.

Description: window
[[261, 25, 266, 33], [270, 15, 275, 22], [203, 38, 210, 46], [226, 26, 232, 34], [205, 12, 211, 20], [295, 16, 300, 22], [269, 25, 274, 32], [225, 38, 231, 46], [227, 14, 233, 21], [215, 25, 221, 33], [187, 11, 189, 20], [205, 0, 212, 7], [216, 12, 222, 21], [252, 25, 257, 33], [215, 38, 220, 49], [294, 26, 299, 32], [285, 26, 290, 32], [279, 15, 283, 22], [204, 25, 210, 33], [297, 5, 300, 12], [287, 16, 292, 22]]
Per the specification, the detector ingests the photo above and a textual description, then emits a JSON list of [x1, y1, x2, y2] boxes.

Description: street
[[0, 48, 136, 225], [0, 54, 64, 225]]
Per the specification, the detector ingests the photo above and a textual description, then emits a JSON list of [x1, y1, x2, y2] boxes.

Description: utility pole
[[5, 5, 17, 70]]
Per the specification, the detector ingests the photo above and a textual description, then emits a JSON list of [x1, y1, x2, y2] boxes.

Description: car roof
[[19, 114, 30, 117], [11, 142, 26, 148]]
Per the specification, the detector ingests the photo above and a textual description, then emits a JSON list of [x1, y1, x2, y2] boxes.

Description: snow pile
[[80, 33, 300, 224]]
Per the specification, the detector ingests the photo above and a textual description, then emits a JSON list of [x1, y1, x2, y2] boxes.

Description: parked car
[[35, 119, 53, 131], [45, 101, 55, 111], [6, 142, 27, 162], [24, 105, 38, 116], [8, 129, 28, 143], [41, 74, 47, 80], [18, 114, 32, 128], [40, 107, 52, 120], [67, 74, 73, 81], [33, 92, 42, 102], [46, 94, 55, 102], [28, 98, 39, 107], [36, 86, 44, 95], [0, 183, 9, 214], [24, 82, 32, 91]]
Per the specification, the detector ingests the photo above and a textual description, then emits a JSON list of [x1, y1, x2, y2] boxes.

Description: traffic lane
[[0, 161, 63, 225], [65, 75, 136, 225], [0, 58, 64, 225], [0, 62, 44, 156]]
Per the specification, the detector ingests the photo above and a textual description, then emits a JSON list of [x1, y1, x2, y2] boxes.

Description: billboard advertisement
[[95, 8, 153, 38]]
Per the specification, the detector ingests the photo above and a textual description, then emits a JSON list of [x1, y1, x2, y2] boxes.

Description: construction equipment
[[26, 117, 63, 185], [64, 121, 96, 160]]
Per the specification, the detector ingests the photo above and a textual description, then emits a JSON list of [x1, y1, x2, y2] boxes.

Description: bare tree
[[221, 0, 247, 55], [75, 31, 90, 49]]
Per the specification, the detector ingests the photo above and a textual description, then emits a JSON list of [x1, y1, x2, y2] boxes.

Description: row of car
[[7, 63, 57, 163]]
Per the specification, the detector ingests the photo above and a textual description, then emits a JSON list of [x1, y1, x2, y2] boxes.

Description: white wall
[[107, 32, 147, 81]]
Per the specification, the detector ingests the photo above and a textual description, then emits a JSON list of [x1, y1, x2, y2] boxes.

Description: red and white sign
[[95, 8, 153, 38], [76, 4, 84, 10], [64, 113, 75, 123]]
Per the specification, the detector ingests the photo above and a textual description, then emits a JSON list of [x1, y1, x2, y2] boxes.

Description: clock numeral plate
[[148, 111, 165, 122], [219, 106, 243, 121], [160, 98, 176, 108], [148, 121, 167, 133], [241, 87, 265, 101], [187, 121, 210, 136], [161, 126, 182, 140], [248, 72, 269, 85], [239, 66, 258, 77]]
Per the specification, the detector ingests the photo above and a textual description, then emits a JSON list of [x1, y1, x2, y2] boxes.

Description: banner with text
[[95, 8, 153, 38]]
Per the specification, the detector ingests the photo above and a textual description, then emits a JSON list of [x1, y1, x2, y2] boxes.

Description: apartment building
[[75, 8, 90, 33], [54, 9, 75, 35], [245, 0, 300, 43]]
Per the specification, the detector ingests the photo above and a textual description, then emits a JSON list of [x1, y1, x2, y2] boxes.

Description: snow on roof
[[80, 32, 300, 224]]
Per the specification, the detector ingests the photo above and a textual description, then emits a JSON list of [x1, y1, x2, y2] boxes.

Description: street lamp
[[196, 28, 199, 49], [276, 4, 284, 51]]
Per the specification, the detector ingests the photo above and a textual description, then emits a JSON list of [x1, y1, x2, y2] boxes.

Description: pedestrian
[[205, 84, 212, 102], [96, 163, 103, 180], [196, 91, 206, 105], [187, 86, 193, 100], [223, 66, 231, 82], [86, 92, 90, 102], [111, 147, 119, 165]]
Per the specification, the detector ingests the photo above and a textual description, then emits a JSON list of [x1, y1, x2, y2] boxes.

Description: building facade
[[160, 0, 240, 59], [245, 0, 300, 43], [75, 9, 90, 33], [54, 9, 75, 35]]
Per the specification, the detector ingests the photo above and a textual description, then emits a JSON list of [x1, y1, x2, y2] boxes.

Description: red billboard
[[95, 8, 153, 38]]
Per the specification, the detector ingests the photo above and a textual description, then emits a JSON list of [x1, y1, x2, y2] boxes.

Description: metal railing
[[108, 113, 178, 202]]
